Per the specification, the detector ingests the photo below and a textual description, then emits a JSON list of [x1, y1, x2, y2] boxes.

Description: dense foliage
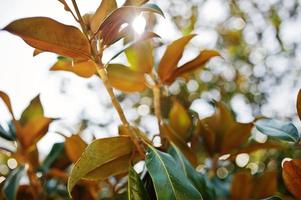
[[0, 0, 301, 200]]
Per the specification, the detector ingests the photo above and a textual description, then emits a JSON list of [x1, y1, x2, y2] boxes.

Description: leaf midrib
[[149, 146, 177, 199]]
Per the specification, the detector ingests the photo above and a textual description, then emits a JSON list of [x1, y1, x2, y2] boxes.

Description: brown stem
[[96, 67, 129, 126], [27, 165, 43, 200], [71, 0, 87, 35], [153, 85, 162, 125]]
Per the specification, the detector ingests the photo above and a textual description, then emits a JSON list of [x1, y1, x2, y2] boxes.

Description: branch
[[71, 0, 88, 35], [96, 67, 129, 126]]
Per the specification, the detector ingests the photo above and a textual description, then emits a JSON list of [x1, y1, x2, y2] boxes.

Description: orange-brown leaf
[[165, 50, 220, 84], [197, 120, 216, 156], [231, 171, 253, 200], [97, 5, 163, 45], [283, 159, 301, 200], [252, 171, 277, 199], [50, 59, 97, 78], [3, 17, 91, 59], [19, 117, 52, 149], [65, 135, 87, 162], [0, 91, 15, 119], [33, 49, 43, 57], [221, 123, 253, 154], [90, 0, 117, 34], [158, 34, 196, 83], [107, 64, 146, 92], [199, 102, 236, 154]]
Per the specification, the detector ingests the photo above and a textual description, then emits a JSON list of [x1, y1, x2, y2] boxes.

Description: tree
[[0, 0, 300, 199]]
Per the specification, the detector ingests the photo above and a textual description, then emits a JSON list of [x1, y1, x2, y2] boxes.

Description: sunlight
[[132, 15, 146, 34]]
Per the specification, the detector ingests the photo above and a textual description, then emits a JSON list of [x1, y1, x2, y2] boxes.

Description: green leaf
[[0, 122, 16, 141], [68, 136, 134, 195], [160, 124, 197, 166], [142, 3, 164, 17], [169, 146, 215, 200], [255, 119, 300, 142], [39, 142, 65, 172], [3, 165, 26, 200], [3, 17, 91, 59], [128, 166, 150, 200], [145, 145, 203, 200]]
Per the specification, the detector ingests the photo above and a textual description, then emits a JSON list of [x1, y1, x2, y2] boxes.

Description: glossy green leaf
[[68, 136, 134, 195], [128, 166, 150, 200], [39, 142, 65, 172], [160, 124, 197, 166], [170, 146, 215, 200], [145, 145, 203, 200], [0, 122, 16, 141], [255, 119, 300, 142], [3, 165, 26, 200], [107, 64, 146, 92], [3, 17, 91, 59]]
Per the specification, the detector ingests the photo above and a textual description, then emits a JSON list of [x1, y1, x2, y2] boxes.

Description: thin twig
[[71, 0, 88, 34]]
